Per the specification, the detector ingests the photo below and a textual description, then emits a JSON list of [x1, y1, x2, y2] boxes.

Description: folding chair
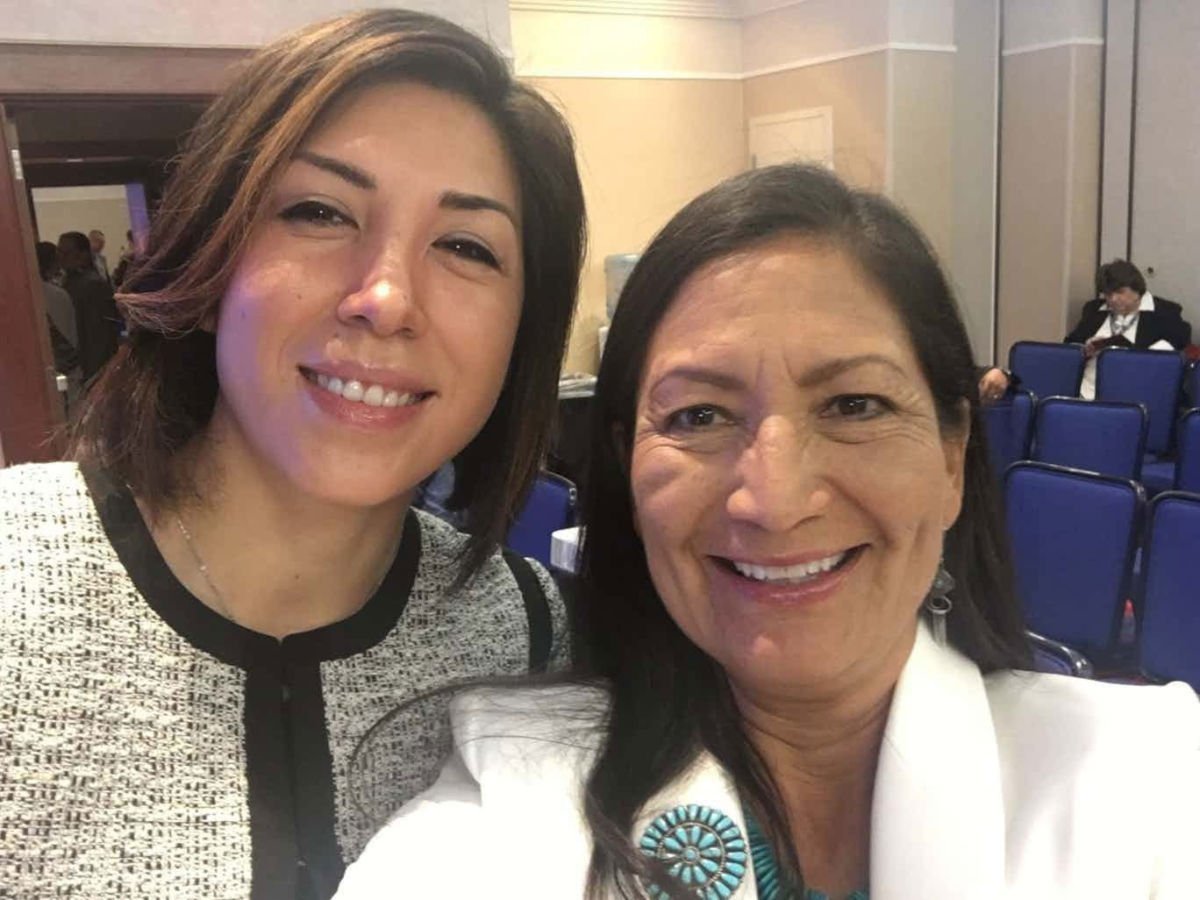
[[1004, 462, 1143, 663], [1137, 492, 1200, 690], [982, 389, 1035, 479], [1175, 409, 1200, 494], [1008, 341, 1085, 399], [506, 472, 578, 566], [1095, 348, 1185, 456], [1030, 396, 1147, 480], [1027, 631, 1094, 677]]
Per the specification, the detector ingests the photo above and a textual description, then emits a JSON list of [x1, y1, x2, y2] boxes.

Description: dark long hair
[[574, 164, 1029, 898], [70, 9, 586, 582]]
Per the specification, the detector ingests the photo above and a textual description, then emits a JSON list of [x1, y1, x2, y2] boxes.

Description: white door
[[748, 107, 834, 170]]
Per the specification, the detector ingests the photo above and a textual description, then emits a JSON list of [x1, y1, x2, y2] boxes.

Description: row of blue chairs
[[1010, 341, 1200, 411], [985, 393, 1200, 493], [1005, 461, 1200, 690]]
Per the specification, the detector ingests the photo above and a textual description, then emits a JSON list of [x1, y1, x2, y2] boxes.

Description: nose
[[726, 415, 832, 531], [336, 241, 427, 338]]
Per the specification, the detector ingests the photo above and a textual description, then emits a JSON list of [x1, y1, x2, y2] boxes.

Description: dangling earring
[[924, 560, 955, 646]]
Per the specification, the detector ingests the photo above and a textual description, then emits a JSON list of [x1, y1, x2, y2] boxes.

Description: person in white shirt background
[[1065, 259, 1192, 399]]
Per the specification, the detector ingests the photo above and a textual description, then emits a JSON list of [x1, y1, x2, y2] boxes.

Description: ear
[[939, 399, 970, 530]]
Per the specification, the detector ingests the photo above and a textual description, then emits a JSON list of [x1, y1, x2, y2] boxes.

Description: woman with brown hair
[[0, 9, 584, 898]]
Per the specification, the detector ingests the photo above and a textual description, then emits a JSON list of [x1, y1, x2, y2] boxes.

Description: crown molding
[[510, 0, 740, 20], [1002, 37, 1104, 57]]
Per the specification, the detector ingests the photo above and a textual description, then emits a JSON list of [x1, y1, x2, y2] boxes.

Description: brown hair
[[71, 9, 586, 580]]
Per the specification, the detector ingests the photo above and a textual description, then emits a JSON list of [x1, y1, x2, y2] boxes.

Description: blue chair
[[1031, 396, 1147, 479], [1005, 462, 1143, 662], [1095, 348, 1185, 456], [1137, 492, 1200, 690], [1175, 409, 1200, 493], [982, 389, 1035, 478], [1027, 631, 1094, 677], [505, 472, 578, 566], [1008, 341, 1085, 399], [1185, 360, 1200, 408]]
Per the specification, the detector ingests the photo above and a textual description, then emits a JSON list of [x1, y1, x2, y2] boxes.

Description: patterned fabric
[[0, 462, 567, 898]]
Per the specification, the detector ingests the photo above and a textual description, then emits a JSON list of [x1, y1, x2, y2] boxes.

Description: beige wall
[[512, 8, 746, 373], [888, 49, 954, 264], [525, 76, 746, 373], [997, 44, 1102, 360], [742, 52, 888, 191]]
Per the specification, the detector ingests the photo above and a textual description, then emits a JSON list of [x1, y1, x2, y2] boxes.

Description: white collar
[[1099, 290, 1155, 314]]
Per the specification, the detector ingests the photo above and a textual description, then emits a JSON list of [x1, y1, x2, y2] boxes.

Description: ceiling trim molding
[[1002, 38, 1105, 58], [744, 41, 955, 79], [510, 0, 740, 20]]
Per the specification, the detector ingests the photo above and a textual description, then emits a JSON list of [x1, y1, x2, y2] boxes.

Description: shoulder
[[986, 670, 1199, 752], [1152, 296, 1184, 316], [985, 671, 1199, 811], [410, 509, 565, 641], [1079, 297, 1105, 315], [334, 684, 607, 900], [0, 461, 89, 510], [449, 683, 607, 770]]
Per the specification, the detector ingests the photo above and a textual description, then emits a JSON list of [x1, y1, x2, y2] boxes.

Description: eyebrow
[[650, 353, 909, 398], [440, 190, 518, 229], [295, 151, 376, 190], [795, 353, 910, 387]]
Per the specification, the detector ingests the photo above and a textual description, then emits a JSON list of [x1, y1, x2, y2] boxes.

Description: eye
[[279, 200, 355, 229], [435, 236, 500, 270], [666, 404, 731, 431], [826, 394, 891, 420]]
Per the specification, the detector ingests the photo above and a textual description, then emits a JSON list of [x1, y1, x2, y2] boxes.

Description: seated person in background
[[977, 365, 1014, 404], [336, 165, 1200, 899], [1067, 259, 1191, 398]]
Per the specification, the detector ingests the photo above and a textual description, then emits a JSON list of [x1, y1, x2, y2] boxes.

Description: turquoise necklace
[[745, 815, 868, 900]]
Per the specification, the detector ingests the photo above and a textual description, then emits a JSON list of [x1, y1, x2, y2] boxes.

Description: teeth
[[308, 371, 424, 408], [362, 384, 385, 407], [732, 551, 848, 583]]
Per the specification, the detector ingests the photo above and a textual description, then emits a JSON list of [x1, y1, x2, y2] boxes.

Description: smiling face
[[210, 80, 523, 508], [630, 236, 967, 697]]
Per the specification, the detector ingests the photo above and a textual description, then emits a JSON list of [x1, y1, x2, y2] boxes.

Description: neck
[[733, 626, 915, 895], [142, 415, 412, 639]]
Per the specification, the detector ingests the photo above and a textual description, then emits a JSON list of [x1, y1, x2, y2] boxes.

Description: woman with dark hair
[[0, 9, 584, 898], [338, 166, 1199, 899], [1066, 259, 1192, 399]]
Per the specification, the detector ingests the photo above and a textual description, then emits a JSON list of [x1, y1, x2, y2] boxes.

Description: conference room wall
[[522, 74, 747, 374], [997, 42, 1103, 361], [742, 53, 889, 194]]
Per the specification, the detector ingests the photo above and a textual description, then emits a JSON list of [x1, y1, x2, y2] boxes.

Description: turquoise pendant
[[639, 804, 748, 899]]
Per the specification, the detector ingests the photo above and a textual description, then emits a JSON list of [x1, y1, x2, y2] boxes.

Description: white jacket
[[336, 626, 1200, 899]]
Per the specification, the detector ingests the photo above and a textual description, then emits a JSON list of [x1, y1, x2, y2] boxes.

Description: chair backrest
[[1026, 630, 1094, 677], [1176, 408, 1200, 493], [505, 472, 578, 566], [1186, 361, 1200, 408], [1095, 348, 1185, 454], [1004, 462, 1143, 656], [982, 389, 1035, 478], [1031, 396, 1147, 479], [1008, 341, 1085, 398], [1137, 492, 1200, 689]]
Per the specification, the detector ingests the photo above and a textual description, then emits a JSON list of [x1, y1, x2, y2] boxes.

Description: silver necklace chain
[[173, 512, 397, 628], [175, 513, 239, 624]]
